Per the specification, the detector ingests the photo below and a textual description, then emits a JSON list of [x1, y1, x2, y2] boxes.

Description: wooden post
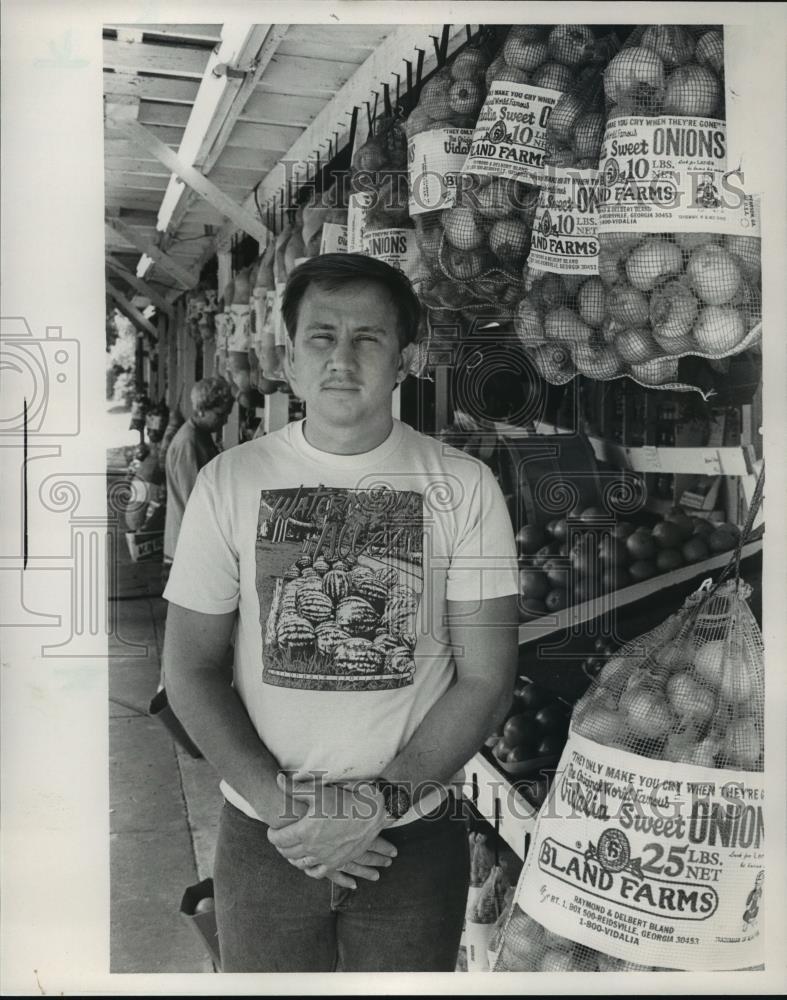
[[264, 391, 290, 433]]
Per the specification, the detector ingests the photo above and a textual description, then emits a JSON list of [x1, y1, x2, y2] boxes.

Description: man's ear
[[283, 336, 299, 396], [396, 342, 417, 384]]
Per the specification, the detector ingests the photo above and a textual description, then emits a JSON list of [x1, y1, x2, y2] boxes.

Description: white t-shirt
[[164, 419, 518, 824]]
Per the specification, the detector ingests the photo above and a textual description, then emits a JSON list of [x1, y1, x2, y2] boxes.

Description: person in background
[[163, 255, 519, 973], [163, 376, 234, 582]]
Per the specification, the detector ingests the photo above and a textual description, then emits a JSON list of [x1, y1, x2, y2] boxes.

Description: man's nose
[[327, 337, 356, 371]]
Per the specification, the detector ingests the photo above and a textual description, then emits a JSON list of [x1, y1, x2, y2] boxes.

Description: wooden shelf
[[457, 752, 538, 861], [494, 421, 757, 477], [517, 539, 763, 645]]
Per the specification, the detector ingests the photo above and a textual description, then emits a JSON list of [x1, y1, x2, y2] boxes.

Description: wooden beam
[[103, 71, 200, 104], [105, 24, 222, 43], [103, 39, 212, 78], [106, 257, 174, 316], [107, 281, 159, 340], [105, 216, 198, 288], [108, 118, 270, 245], [206, 24, 466, 261], [164, 25, 287, 242]]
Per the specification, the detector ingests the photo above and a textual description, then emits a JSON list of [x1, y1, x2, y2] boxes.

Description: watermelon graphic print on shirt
[[256, 485, 423, 692]]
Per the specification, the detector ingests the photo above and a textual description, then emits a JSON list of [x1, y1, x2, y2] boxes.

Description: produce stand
[[101, 16, 767, 975]]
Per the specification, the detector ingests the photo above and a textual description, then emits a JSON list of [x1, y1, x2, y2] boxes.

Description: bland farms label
[[527, 168, 601, 274], [597, 116, 759, 234], [407, 127, 473, 214], [517, 731, 764, 970], [463, 82, 563, 183]]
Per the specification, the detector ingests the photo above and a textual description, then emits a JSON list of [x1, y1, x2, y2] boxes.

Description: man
[[163, 255, 519, 972], [162, 376, 234, 578]]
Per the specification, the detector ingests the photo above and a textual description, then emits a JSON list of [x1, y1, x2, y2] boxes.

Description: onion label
[[407, 127, 473, 215], [517, 730, 764, 970], [463, 82, 564, 183], [361, 228, 422, 281], [319, 223, 348, 254], [347, 192, 373, 252], [597, 116, 761, 234], [527, 168, 601, 274]]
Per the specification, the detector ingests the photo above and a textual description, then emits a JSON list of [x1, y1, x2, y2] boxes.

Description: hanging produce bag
[[406, 30, 496, 216], [252, 239, 285, 387], [302, 181, 347, 256], [593, 30, 760, 391], [464, 25, 599, 185], [543, 36, 620, 169], [466, 864, 510, 971], [493, 478, 765, 971], [348, 91, 408, 252]]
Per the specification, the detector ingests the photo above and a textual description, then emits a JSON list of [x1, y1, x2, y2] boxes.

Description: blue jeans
[[213, 797, 470, 972]]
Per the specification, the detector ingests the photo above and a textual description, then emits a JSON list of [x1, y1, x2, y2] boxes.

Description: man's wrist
[[371, 778, 412, 824]]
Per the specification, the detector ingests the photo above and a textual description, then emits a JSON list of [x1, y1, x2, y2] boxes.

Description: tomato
[[628, 559, 657, 581], [580, 506, 608, 522], [517, 682, 553, 710], [533, 544, 556, 567], [493, 737, 511, 761], [536, 733, 566, 756], [544, 588, 569, 612], [506, 744, 533, 763], [503, 711, 537, 748], [551, 518, 568, 542], [520, 598, 548, 620], [652, 520, 684, 550], [626, 528, 657, 560], [655, 548, 684, 573], [516, 523, 547, 554], [519, 568, 550, 600], [708, 529, 737, 553], [535, 704, 570, 734], [682, 536, 711, 563]]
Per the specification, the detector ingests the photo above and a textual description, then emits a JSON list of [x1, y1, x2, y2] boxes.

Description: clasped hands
[[267, 772, 397, 890]]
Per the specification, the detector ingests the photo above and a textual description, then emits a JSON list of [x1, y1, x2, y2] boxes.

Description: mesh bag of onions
[[348, 96, 409, 253], [514, 220, 761, 393], [466, 864, 511, 970], [603, 25, 725, 120], [492, 527, 765, 971]]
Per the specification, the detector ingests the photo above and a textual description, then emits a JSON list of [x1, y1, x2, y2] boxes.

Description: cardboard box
[[180, 878, 221, 970], [125, 530, 164, 562]]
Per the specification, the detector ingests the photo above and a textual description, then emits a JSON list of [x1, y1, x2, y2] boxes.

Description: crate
[[180, 877, 221, 970], [125, 530, 164, 562]]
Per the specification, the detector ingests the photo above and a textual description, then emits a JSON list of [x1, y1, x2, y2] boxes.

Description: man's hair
[[281, 253, 422, 347], [190, 376, 233, 413]]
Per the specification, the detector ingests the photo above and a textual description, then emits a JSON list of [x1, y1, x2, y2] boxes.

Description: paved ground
[[107, 400, 223, 974]]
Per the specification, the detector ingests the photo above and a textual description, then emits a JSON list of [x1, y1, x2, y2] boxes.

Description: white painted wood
[[274, 40, 374, 63], [221, 121, 303, 153], [106, 24, 223, 43], [163, 26, 288, 241], [103, 38, 211, 78], [103, 71, 200, 104], [459, 753, 537, 860], [211, 143, 286, 172], [105, 216, 198, 288], [106, 170, 170, 191], [107, 280, 159, 340], [138, 102, 192, 129], [256, 55, 363, 97], [106, 257, 175, 316], [109, 119, 270, 245], [237, 90, 325, 127], [216, 252, 232, 297], [105, 122, 185, 146], [516, 539, 763, 645], [281, 24, 392, 52], [210, 24, 466, 259], [105, 157, 171, 176], [263, 391, 290, 433]]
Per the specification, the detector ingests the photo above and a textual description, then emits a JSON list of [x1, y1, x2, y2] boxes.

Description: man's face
[[285, 280, 411, 434], [200, 402, 232, 432]]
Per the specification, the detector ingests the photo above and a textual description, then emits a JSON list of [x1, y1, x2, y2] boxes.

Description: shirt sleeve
[[163, 461, 240, 614], [445, 460, 519, 604]]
